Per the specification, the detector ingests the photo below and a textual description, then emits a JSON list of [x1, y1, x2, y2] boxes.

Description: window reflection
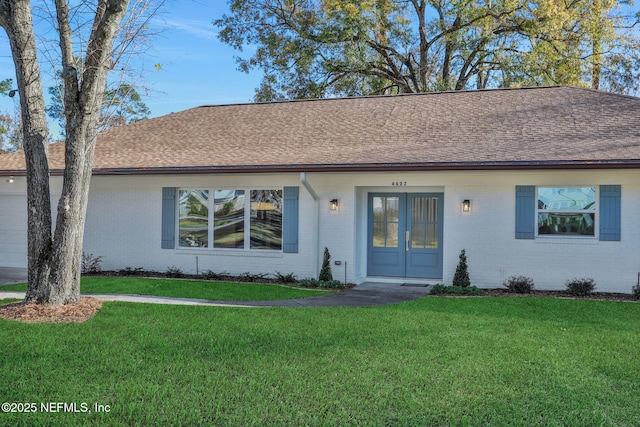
[[538, 187, 596, 236], [214, 190, 245, 248], [179, 190, 209, 248], [250, 190, 283, 250]]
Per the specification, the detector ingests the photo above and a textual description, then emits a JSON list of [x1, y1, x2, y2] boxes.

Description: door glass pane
[[427, 197, 438, 248], [412, 197, 424, 223], [412, 223, 425, 248], [373, 222, 386, 247], [387, 197, 399, 222], [213, 190, 244, 248], [426, 224, 438, 248], [410, 196, 438, 249], [386, 223, 399, 247], [373, 197, 384, 221], [372, 196, 399, 248]]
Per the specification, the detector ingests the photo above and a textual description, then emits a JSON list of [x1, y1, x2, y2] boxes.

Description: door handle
[[406, 230, 410, 252]]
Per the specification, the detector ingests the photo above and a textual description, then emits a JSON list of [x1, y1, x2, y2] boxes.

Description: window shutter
[[515, 186, 535, 239], [599, 185, 621, 241], [282, 187, 299, 253], [161, 187, 176, 249]]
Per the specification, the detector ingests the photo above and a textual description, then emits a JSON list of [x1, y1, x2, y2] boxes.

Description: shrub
[[565, 278, 596, 296], [201, 270, 231, 281], [430, 284, 449, 295], [430, 284, 483, 296], [274, 272, 298, 284], [300, 278, 345, 289], [452, 249, 470, 287], [632, 284, 640, 300], [238, 272, 270, 283], [119, 267, 147, 276], [165, 266, 184, 278], [319, 247, 333, 282], [504, 276, 535, 294], [81, 253, 103, 274]]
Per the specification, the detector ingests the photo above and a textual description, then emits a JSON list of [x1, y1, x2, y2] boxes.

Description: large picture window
[[537, 187, 596, 237], [178, 188, 283, 250]]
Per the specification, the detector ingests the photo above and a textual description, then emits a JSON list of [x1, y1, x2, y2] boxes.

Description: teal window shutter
[[161, 187, 176, 249], [283, 187, 299, 253], [599, 185, 621, 241], [515, 186, 535, 239]]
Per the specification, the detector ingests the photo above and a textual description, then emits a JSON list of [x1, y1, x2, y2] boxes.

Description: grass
[[0, 297, 639, 425], [0, 277, 332, 301]]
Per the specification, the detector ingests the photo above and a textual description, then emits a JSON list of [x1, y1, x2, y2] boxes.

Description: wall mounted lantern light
[[330, 199, 339, 211], [7, 176, 14, 184], [462, 199, 471, 213]]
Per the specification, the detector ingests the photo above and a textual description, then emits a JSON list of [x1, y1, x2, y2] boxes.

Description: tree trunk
[[0, 0, 54, 303], [0, 0, 130, 305]]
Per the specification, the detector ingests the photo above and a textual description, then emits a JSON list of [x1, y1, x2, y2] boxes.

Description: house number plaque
[[392, 181, 407, 186]]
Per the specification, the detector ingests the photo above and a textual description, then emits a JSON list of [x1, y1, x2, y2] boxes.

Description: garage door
[[0, 195, 28, 268]]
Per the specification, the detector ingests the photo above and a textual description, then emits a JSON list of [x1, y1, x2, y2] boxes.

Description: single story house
[[1, 86, 640, 293]]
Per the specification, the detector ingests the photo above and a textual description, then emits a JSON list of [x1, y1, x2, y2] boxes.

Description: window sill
[[534, 236, 600, 245], [175, 249, 284, 258]]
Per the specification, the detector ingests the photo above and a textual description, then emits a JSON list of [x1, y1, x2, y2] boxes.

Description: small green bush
[[452, 249, 471, 287], [565, 278, 596, 296], [81, 252, 103, 274], [300, 278, 344, 289], [504, 276, 535, 294], [274, 272, 298, 284], [632, 284, 640, 300], [200, 270, 231, 280], [430, 284, 483, 296], [319, 247, 333, 282], [119, 266, 147, 276], [238, 272, 270, 282], [165, 266, 184, 278]]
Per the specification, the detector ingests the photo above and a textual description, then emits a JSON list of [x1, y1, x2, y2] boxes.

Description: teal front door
[[367, 193, 444, 279]]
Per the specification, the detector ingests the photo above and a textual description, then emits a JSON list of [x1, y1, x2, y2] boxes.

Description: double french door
[[367, 193, 443, 278]]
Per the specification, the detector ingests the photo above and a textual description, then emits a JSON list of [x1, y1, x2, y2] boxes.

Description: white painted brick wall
[[83, 174, 318, 279], [43, 169, 640, 294]]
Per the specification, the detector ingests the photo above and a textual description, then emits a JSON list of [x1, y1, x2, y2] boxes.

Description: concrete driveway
[[0, 267, 27, 285]]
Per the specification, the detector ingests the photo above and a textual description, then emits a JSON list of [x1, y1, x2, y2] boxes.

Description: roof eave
[[85, 159, 640, 174], [2, 159, 640, 177]]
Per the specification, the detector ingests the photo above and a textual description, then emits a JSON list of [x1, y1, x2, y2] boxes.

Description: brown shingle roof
[[1, 86, 640, 175]]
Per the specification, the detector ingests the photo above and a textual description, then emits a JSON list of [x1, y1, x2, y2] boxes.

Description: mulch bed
[[0, 297, 103, 324], [475, 288, 637, 302]]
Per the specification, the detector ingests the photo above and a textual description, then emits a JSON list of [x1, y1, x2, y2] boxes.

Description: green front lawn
[[1, 297, 639, 426], [0, 277, 332, 301]]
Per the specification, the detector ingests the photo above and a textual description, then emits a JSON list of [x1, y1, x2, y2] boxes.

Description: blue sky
[[142, 0, 261, 115], [0, 0, 261, 127]]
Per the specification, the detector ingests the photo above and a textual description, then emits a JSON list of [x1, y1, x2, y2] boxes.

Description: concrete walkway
[[0, 269, 432, 307]]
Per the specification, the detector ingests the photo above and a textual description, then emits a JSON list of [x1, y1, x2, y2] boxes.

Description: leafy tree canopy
[[215, 0, 640, 101], [47, 79, 150, 136]]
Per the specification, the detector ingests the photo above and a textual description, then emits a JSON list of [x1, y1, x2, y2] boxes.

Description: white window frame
[[535, 186, 598, 239], [176, 187, 284, 252]]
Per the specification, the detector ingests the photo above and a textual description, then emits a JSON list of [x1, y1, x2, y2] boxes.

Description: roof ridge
[[555, 85, 640, 101], [194, 85, 569, 109]]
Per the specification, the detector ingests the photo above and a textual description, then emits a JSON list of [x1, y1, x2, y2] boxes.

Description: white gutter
[[300, 172, 320, 279]]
